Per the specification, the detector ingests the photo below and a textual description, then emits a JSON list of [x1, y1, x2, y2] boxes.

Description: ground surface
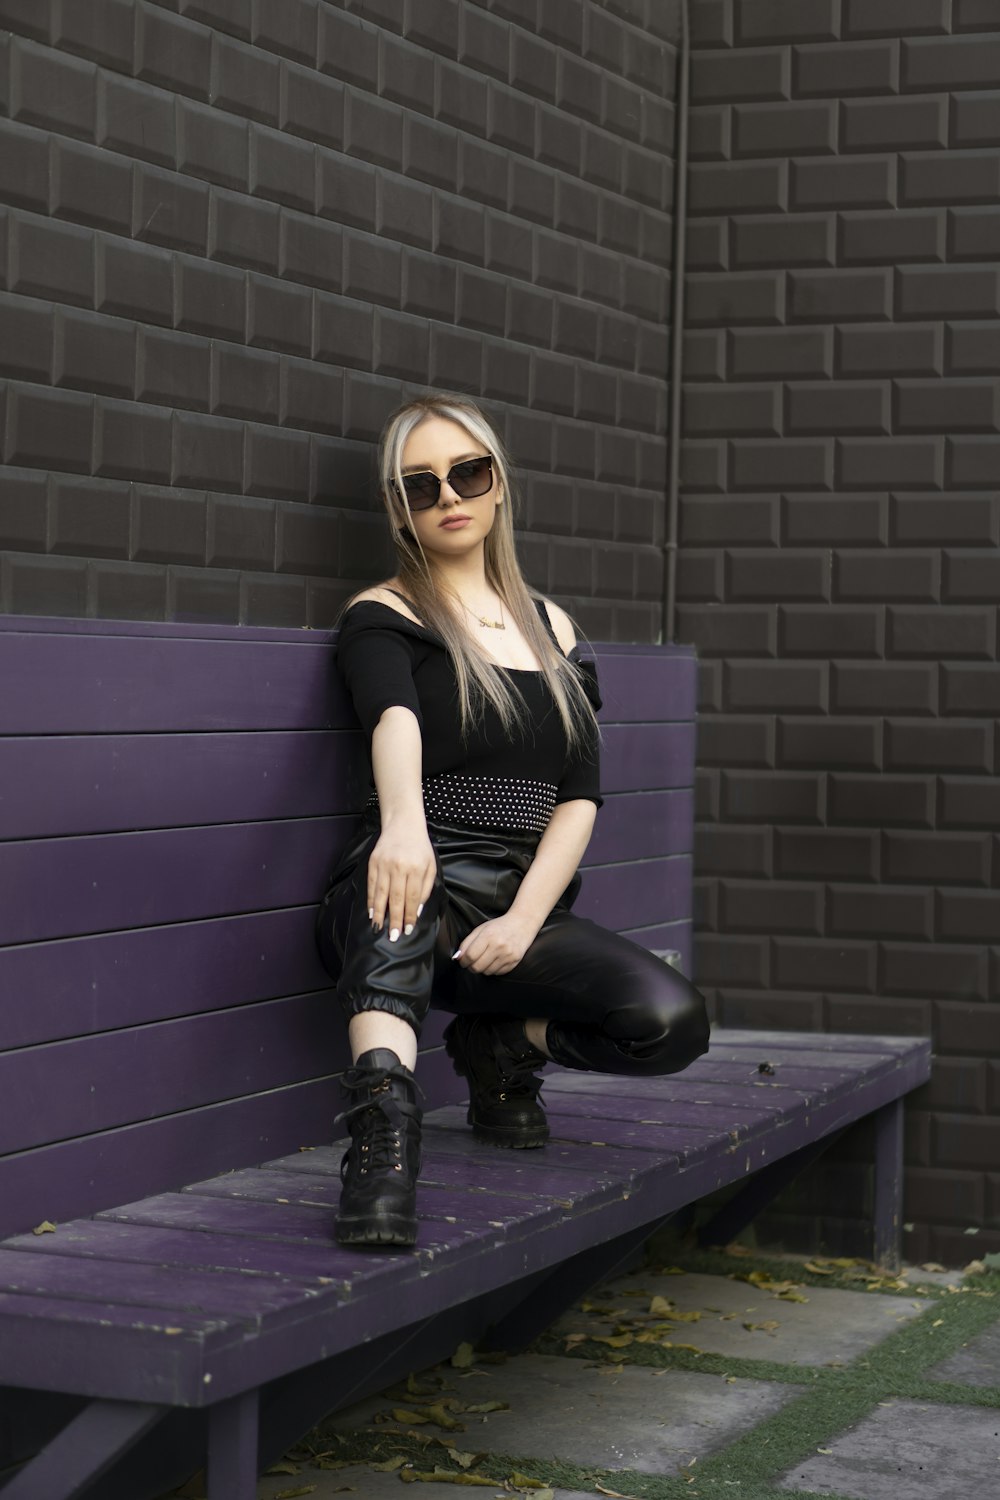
[[169, 1244, 1000, 1500]]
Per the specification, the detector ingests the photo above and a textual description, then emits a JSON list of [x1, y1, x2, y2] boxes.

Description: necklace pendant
[[478, 616, 506, 630]]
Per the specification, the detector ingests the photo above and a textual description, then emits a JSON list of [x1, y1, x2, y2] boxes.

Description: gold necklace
[[460, 596, 506, 630]]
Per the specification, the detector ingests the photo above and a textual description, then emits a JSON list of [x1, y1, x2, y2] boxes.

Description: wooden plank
[[587, 789, 693, 864], [598, 722, 695, 791], [575, 856, 691, 930], [0, 908, 331, 1050], [0, 995, 342, 1155], [0, 732, 366, 840]]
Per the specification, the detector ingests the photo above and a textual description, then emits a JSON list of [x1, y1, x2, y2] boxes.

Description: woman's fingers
[[368, 846, 436, 940]]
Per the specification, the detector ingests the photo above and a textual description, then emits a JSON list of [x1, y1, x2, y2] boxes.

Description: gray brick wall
[[0, 0, 678, 637], [683, 0, 1000, 1265]]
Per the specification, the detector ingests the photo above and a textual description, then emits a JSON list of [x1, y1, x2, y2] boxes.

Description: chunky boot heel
[[443, 1015, 549, 1149], [335, 1048, 422, 1247]]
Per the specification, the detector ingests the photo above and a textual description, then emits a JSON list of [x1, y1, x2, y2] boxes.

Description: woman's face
[[396, 416, 501, 560]]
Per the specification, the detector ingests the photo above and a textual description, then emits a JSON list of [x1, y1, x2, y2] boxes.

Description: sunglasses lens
[[448, 456, 493, 498], [400, 472, 440, 510]]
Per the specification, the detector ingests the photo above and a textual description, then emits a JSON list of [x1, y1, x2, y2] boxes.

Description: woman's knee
[[615, 969, 711, 1076]]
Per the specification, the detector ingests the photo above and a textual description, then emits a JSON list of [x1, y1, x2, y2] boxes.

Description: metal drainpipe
[[661, 0, 690, 645]]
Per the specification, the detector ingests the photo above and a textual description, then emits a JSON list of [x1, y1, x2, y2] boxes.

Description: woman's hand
[[453, 912, 539, 976], [367, 817, 436, 941]]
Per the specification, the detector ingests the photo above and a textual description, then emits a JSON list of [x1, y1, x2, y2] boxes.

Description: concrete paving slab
[[777, 1399, 1000, 1498], [549, 1269, 932, 1367], [258, 1466, 595, 1500], [926, 1319, 1000, 1386], [328, 1352, 800, 1475]]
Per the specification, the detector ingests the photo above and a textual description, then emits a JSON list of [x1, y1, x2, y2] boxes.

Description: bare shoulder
[[346, 582, 423, 626], [539, 598, 578, 655]]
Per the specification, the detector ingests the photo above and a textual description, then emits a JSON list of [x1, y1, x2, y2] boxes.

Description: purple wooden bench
[[0, 615, 929, 1500]]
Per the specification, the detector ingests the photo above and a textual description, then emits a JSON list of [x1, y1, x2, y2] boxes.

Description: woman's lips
[[439, 516, 471, 529]]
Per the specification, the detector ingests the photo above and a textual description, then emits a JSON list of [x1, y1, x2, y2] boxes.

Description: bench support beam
[[872, 1097, 904, 1273], [207, 1390, 260, 1500], [0, 1398, 164, 1500]]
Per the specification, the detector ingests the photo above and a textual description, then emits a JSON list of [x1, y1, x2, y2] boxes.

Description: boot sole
[[335, 1218, 417, 1247], [470, 1119, 549, 1149]]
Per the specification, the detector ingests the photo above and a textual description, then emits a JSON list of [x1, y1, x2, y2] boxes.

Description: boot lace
[[493, 1052, 545, 1104], [336, 1063, 422, 1179]]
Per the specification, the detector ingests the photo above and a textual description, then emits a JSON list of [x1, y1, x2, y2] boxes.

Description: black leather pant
[[315, 816, 710, 1077]]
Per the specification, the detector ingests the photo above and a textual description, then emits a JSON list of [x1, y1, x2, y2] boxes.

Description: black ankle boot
[[443, 1015, 549, 1149], [335, 1048, 422, 1247]]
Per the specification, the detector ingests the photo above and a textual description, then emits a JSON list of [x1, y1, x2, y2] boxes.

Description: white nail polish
[[389, 928, 399, 942], [404, 923, 414, 936], [451, 948, 462, 960], [368, 907, 374, 921], [416, 903, 424, 918]]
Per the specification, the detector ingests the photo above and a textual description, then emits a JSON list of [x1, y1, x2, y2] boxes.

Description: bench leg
[[207, 1390, 260, 1500], [696, 1130, 847, 1250], [0, 1399, 164, 1500], [872, 1096, 904, 1273]]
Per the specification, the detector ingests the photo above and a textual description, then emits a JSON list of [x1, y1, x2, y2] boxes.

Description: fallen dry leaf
[[452, 1343, 476, 1368], [32, 1221, 56, 1236], [400, 1469, 494, 1487]]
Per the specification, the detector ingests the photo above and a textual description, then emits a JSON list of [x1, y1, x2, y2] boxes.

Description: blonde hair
[[371, 393, 597, 752]]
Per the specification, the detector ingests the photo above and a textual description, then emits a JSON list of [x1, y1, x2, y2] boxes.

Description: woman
[[316, 393, 709, 1249]]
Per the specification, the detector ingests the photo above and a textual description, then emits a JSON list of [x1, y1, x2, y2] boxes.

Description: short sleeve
[[335, 605, 423, 740], [555, 652, 603, 810]]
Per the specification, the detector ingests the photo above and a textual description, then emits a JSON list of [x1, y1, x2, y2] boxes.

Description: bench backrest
[[0, 616, 696, 1239]]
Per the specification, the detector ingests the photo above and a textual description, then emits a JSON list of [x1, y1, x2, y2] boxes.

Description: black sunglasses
[[393, 455, 495, 512]]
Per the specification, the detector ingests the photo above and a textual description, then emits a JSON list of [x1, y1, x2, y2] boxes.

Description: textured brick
[[0, 294, 52, 383], [281, 62, 344, 149], [96, 238, 173, 326], [169, 567, 240, 625], [696, 825, 773, 879], [941, 663, 1000, 715], [0, 467, 47, 551], [948, 436, 1000, 488], [135, 4, 212, 99], [345, 92, 403, 172], [692, 46, 790, 103], [950, 206, 1000, 262], [689, 160, 787, 215], [889, 606, 994, 660], [5, 553, 88, 617], [437, 57, 489, 136], [133, 485, 207, 565], [721, 880, 822, 934], [50, 475, 130, 560], [774, 938, 876, 992], [54, 0, 136, 69], [244, 423, 310, 501], [721, 769, 823, 823], [732, 214, 834, 271], [792, 155, 896, 210], [838, 437, 943, 490], [778, 717, 881, 770], [781, 604, 883, 656], [899, 265, 1000, 319], [829, 772, 933, 827], [885, 720, 992, 775], [787, 381, 890, 435], [0, 120, 51, 213], [791, 268, 892, 322], [51, 138, 133, 236], [938, 890, 1000, 944], [250, 125, 315, 213], [946, 323, 1000, 378], [343, 232, 402, 308], [676, 604, 776, 656], [317, 6, 378, 88], [729, 327, 831, 381], [137, 327, 210, 411], [683, 330, 726, 381], [726, 661, 828, 712], [10, 215, 94, 309], [941, 778, 1000, 830], [836, 549, 939, 602], [94, 398, 171, 484], [844, 0, 949, 36], [794, 39, 898, 97], [11, 36, 97, 140], [316, 150, 376, 232], [840, 208, 945, 265], [887, 834, 989, 888], [897, 378, 998, 434], [732, 438, 833, 491], [7, 385, 93, 473], [241, 572, 308, 628], [837, 323, 942, 377], [210, 188, 280, 272], [181, 2, 252, 43], [832, 662, 936, 715], [684, 219, 727, 273], [736, 0, 838, 43], [376, 308, 432, 381], [211, 34, 279, 125], [777, 828, 879, 881], [903, 150, 1000, 207], [689, 103, 730, 161], [843, 95, 948, 152], [404, 115, 458, 191], [787, 492, 888, 545], [952, 91, 1000, 149], [251, 0, 317, 65], [735, 100, 836, 156], [681, 495, 780, 547], [173, 410, 243, 491], [279, 212, 342, 293], [98, 74, 175, 168], [936, 1001, 1000, 1058], [692, 933, 770, 988], [245, 275, 311, 357], [687, 270, 783, 326], [896, 495, 996, 548], [830, 886, 934, 940], [281, 357, 343, 436], [134, 164, 210, 254], [903, 35, 1000, 92], [176, 256, 246, 339], [684, 385, 781, 437], [207, 494, 274, 568]]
